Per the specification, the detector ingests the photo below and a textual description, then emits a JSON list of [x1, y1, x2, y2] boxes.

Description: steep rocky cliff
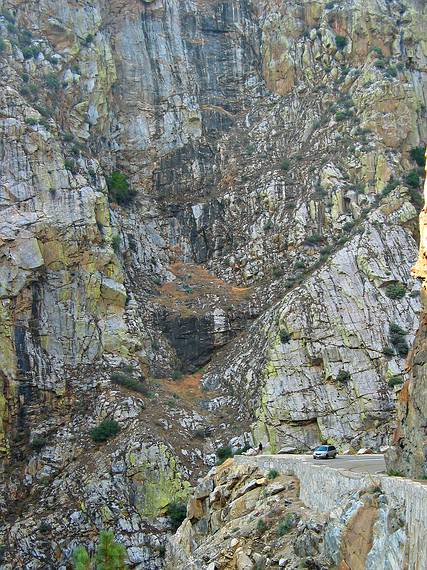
[[0, 0, 426, 566], [388, 148, 427, 479]]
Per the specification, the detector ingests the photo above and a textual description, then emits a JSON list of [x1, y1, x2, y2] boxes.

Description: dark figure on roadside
[[258, 442, 263, 455]]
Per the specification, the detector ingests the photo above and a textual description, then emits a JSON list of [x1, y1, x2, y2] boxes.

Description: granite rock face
[[387, 149, 427, 479], [0, 0, 426, 566]]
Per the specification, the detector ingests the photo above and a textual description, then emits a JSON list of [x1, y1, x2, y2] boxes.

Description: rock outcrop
[[388, 148, 427, 478]]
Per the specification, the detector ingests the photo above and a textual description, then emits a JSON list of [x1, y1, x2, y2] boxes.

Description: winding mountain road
[[261, 454, 386, 474]]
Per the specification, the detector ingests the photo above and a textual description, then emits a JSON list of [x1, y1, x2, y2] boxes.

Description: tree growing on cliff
[[106, 171, 136, 206], [72, 530, 127, 569]]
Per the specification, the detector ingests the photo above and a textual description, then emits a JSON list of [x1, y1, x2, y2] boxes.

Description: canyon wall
[[0, 0, 426, 566]]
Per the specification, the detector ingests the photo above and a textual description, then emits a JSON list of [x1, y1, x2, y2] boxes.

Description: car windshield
[[317, 446, 328, 451]]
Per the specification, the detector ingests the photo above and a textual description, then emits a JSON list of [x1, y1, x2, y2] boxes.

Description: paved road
[[267, 454, 386, 474]]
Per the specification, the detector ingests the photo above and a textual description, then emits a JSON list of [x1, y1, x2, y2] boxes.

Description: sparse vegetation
[[389, 323, 409, 357], [335, 35, 347, 50], [381, 178, 399, 196], [90, 419, 120, 442], [111, 371, 148, 395], [280, 159, 290, 171], [64, 159, 77, 174], [335, 110, 351, 121], [167, 502, 187, 531], [267, 468, 279, 480], [44, 72, 60, 91], [111, 234, 121, 254], [256, 519, 267, 534], [107, 171, 136, 205], [388, 375, 404, 388], [383, 346, 395, 357], [272, 265, 284, 278], [387, 469, 404, 477], [216, 445, 233, 464], [342, 221, 355, 232], [410, 146, 426, 168], [304, 233, 322, 246], [31, 436, 47, 452], [405, 169, 420, 189], [277, 513, 296, 536], [370, 46, 384, 58], [385, 282, 406, 300], [279, 329, 291, 344], [335, 369, 351, 384]]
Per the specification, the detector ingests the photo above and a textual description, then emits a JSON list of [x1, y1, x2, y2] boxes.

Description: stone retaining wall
[[235, 455, 427, 569]]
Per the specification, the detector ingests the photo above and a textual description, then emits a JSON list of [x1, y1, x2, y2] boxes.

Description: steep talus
[[0, 0, 425, 566]]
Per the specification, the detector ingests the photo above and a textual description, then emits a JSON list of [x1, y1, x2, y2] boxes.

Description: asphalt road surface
[[269, 454, 386, 474]]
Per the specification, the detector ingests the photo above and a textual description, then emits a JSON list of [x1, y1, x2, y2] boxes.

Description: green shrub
[[320, 245, 333, 256], [62, 132, 75, 143], [90, 419, 120, 442], [64, 159, 76, 174], [408, 187, 423, 209], [381, 178, 399, 196], [22, 46, 39, 60], [335, 35, 347, 50], [383, 346, 395, 356], [410, 147, 426, 168], [390, 323, 407, 336], [83, 33, 94, 46], [171, 370, 183, 381], [385, 65, 398, 78], [385, 282, 406, 300], [280, 329, 291, 344], [25, 117, 38, 126], [256, 519, 267, 533], [375, 59, 386, 69], [216, 446, 233, 464], [405, 170, 420, 189], [388, 375, 404, 388], [325, 2, 335, 8], [294, 260, 306, 270], [39, 521, 51, 533], [193, 428, 207, 440], [370, 46, 384, 58], [389, 323, 409, 357], [111, 234, 120, 254], [336, 369, 351, 383], [267, 468, 279, 480], [31, 436, 47, 451], [111, 372, 147, 394], [335, 111, 348, 121], [277, 513, 296, 536], [167, 501, 187, 530], [0, 38, 6, 52], [107, 171, 136, 205], [387, 469, 403, 477], [281, 159, 290, 171], [45, 73, 60, 91], [395, 340, 409, 357], [342, 221, 355, 232], [272, 265, 284, 278], [304, 233, 322, 245]]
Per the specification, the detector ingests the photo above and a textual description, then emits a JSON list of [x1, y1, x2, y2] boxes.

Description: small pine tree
[[72, 545, 91, 570], [73, 531, 127, 570], [95, 530, 127, 570]]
